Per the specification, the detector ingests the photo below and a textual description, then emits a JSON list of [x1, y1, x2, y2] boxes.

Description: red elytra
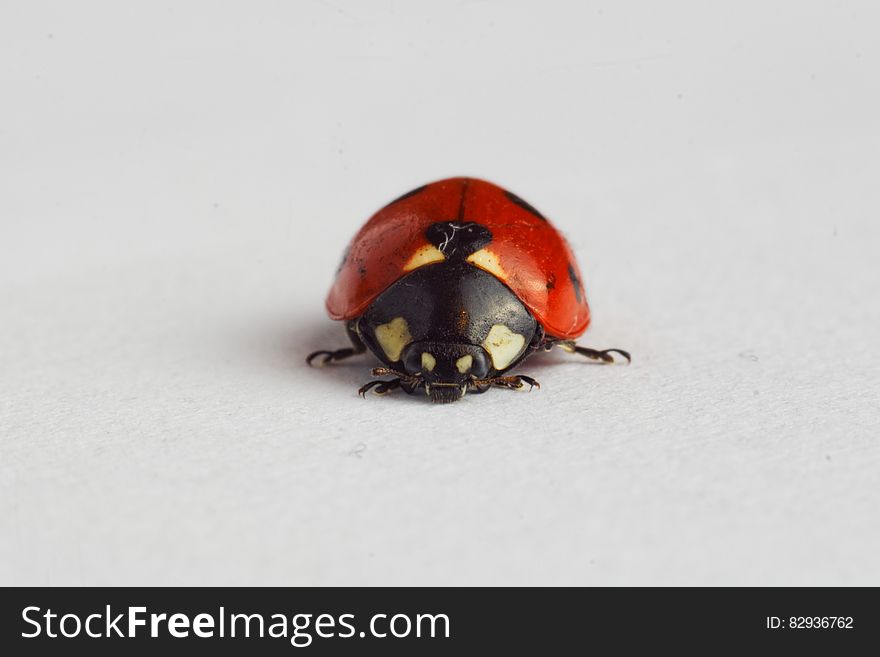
[[326, 177, 591, 340]]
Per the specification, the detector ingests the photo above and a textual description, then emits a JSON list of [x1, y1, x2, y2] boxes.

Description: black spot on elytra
[[568, 264, 583, 303], [505, 190, 547, 221], [358, 265, 367, 278], [546, 273, 556, 290], [385, 184, 428, 208], [425, 221, 492, 257]]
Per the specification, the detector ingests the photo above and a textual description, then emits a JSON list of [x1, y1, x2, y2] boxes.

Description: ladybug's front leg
[[547, 339, 631, 364], [358, 378, 402, 397], [470, 374, 541, 392], [307, 320, 367, 366], [358, 367, 423, 398], [494, 374, 541, 391], [307, 346, 365, 366]]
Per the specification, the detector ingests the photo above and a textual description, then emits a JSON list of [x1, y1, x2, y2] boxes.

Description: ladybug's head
[[401, 341, 491, 404]]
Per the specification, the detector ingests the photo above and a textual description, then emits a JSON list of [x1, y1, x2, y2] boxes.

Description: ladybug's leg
[[307, 320, 367, 367], [471, 374, 541, 392], [307, 346, 364, 366], [358, 378, 401, 397], [495, 374, 541, 391], [467, 379, 493, 395], [358, 367, 423, 398], [551, 340, 631, 364]]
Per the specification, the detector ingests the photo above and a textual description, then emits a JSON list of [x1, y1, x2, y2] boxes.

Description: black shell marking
[[504, 190, 547, 221], [425, 221, 492, 258], [384, 184, 428, 208]]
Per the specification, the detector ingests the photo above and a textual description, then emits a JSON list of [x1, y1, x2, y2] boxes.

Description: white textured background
[[2, 1, 879, 586]]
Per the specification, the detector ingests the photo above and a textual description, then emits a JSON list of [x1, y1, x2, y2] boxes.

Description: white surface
[[2, 1, 879, 586]]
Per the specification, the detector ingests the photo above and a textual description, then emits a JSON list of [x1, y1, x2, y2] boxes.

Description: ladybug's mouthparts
[[425, 383, 466, 404]]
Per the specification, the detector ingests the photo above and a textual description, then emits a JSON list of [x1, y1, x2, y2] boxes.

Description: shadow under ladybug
[[307, 177, 630, 404]]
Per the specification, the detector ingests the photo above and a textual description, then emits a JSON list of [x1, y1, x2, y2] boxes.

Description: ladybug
[[308, 177, 630, 403]]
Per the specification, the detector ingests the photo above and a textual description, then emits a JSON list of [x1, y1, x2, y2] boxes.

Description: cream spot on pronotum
[[403, 244, 445, 271], [482, 324, 526, 370], [466, 248, 505, 279], [374, 317, 413, 362], [422, 352, 437, 371], [455, 354, 473, 374]]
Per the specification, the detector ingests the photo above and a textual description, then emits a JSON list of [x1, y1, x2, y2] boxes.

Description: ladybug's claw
[[358, 379, 402, 397], [500, 374, 540, 391], [306, 350, 334, 366], [359, 368, 420, 398], [556, 341, 631, 364], [516, 375, 541, 390], [306, 346, 364, 367]]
